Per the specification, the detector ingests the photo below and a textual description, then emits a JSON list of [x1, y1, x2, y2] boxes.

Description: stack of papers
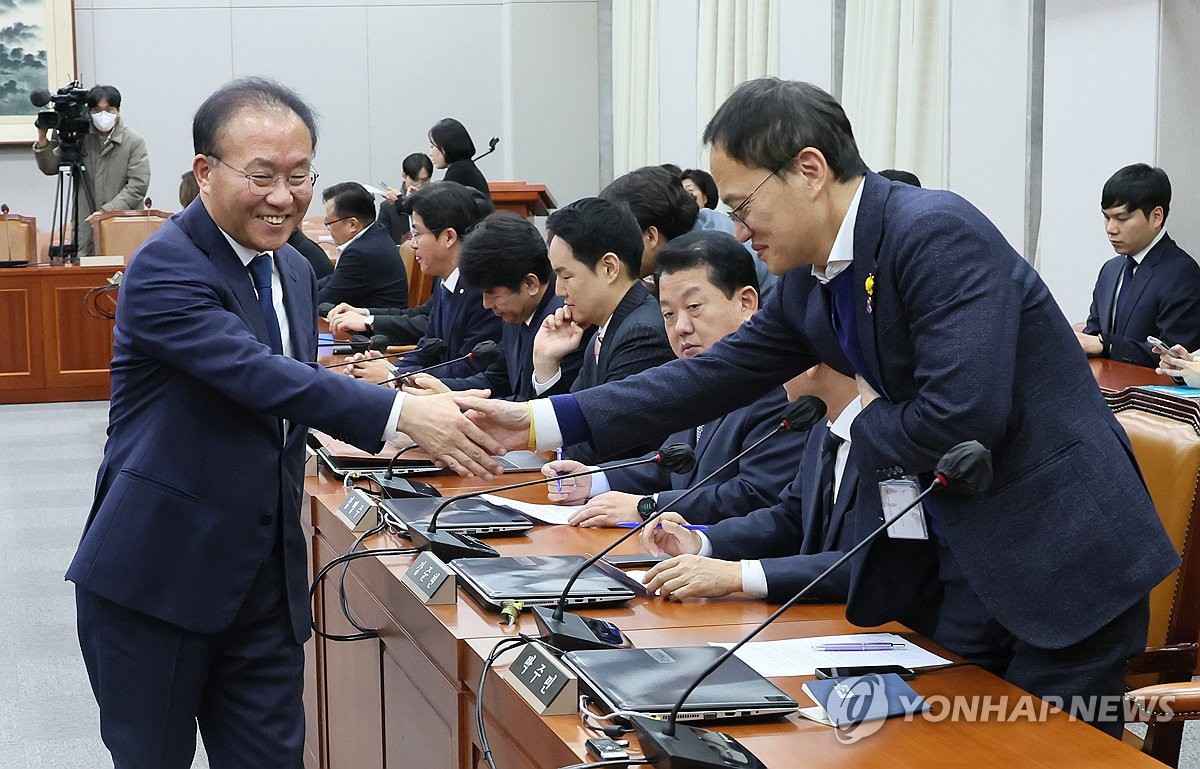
[[478, 494, 582, 525], [710, 632, 950, 678]]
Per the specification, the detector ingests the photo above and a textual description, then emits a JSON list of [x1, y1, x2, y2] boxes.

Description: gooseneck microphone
[[631, 440, 994, 769], [377, 339, 500, 387], [404, 444, 696, 561], [533, 396, 827, 653], [473, 136, 500, 162], [322, 337, 446, 368]]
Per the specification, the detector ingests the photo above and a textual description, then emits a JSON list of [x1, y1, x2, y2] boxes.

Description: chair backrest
[[0, 214, 36, 265], [1109, 390, 1200, 651], [92, 210, 173, 260], [301, 216, 339, 264]]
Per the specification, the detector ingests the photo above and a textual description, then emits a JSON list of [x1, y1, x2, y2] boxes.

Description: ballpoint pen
[[812, 642, 906, 652], [615, 522, 709, 531], [555, 447, 563, 493]]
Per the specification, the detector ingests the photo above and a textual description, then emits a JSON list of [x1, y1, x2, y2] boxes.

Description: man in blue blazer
[[1078, 164, 1200, 367], [67, 79, 504, 769], [349, 181, 502, 383], [316, 181, 408, 309], [410, 211, 584, 399], [638, 364, 861, 603], [530, 197, 675, 463], [461, 79, 1179, 735], [542, 230, 802, 526]]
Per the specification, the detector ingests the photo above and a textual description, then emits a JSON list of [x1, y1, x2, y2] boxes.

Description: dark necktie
[[1112, 256, 1137, 333], [818, 429, 843, 529], [823, 268, 884, 396], [248, 253, 284, 355]]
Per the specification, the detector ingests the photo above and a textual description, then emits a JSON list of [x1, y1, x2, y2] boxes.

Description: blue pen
[[616, 521, 708, 531], [555, 447, 563, 492]]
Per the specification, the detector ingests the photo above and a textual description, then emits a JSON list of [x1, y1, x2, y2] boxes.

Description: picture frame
[[0, 0, 77, 145]]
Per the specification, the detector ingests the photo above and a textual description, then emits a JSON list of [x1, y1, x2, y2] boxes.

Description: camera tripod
[[49, 145, 96, 265]]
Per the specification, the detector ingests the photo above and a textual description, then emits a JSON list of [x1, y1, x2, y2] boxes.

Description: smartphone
[[814, 665, 916, 680], [602, 553, 671, 569], [1147, 336, 1186, 359]]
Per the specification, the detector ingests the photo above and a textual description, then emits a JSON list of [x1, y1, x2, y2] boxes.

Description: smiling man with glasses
[[67, 77, 505, 769]]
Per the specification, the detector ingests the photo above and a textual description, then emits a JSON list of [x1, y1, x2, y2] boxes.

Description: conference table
[[299, 359, 1173, 769]]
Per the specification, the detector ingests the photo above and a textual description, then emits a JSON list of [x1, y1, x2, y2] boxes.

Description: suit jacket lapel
[[1095, 259, 1121, 336], [851, 174, 888, 398], [278, 252, 311, 361], [177, 200, 273, 348], [824, 455, 858, 550]]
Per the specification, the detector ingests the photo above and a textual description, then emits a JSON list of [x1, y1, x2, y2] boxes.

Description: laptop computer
[[309, 431, 548, 477], [453, 555, 639, 611], [563, 646, 799, 723], [312, 429, 549, 477], [381, 496, 534, 537]]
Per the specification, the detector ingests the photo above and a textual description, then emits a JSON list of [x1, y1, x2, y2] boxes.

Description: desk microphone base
[[630, 715, 765, 769], [532, 606, 630, 652], [405, 525, 499, 561]]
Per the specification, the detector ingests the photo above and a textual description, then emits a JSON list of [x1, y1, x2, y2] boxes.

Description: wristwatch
[[637, 496, 657, 521]]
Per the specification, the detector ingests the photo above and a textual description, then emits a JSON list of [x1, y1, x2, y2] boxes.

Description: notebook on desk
[[453, 555, 638, 610], [563, 646, 799, 722]]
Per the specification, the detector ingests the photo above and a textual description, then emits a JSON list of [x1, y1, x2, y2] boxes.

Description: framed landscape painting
[[0, 0, 76, 144]]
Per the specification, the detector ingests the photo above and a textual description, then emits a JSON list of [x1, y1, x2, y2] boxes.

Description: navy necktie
[[248, 253, 284, 356], [823, 268, 884, 396], [818, 429, 843, 529], [1112, 256, 1137, 333]]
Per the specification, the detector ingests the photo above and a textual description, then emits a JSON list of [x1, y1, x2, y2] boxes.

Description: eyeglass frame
[[727, 162, 787, 229], [324, 216, 351, 228], [207, 155, 319, 196]]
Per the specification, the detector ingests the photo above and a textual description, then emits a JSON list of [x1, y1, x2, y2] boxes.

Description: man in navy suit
[[461, 78, 1179, 735], [638, 364, 860, 603], [349, 181, 502, 383], [405, 211, 585, 400], [316, 181, 408, 309], [1077, 164, 1200, 367], [541, 230, 802, 526], [531, 197, 675, 463], [67, 78, 504, 769]]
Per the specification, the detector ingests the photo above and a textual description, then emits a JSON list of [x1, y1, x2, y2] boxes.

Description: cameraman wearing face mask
[[33, 84, 151, 257]]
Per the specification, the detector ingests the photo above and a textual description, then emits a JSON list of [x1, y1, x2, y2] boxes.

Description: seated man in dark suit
[[401, 211, 584, 400], [317, 181, 409, 309], [601, 165, 776, 300], [327, 299, 430, 346], [348, 181, 501, 383], [532, 197, 675, 462], [639, 364, 861, 603], [1077, 164, 1200, 367], [541, 230, 803, 526]]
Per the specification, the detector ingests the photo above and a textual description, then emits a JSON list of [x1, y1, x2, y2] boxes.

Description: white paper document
[[361, 183, 388, 196], [478, 494, 582, 525], [710, 632, 951, 678]]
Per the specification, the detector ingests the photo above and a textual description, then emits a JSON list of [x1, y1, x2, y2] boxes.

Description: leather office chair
[[0, 212, 37, 266], [91, 209, 172, 260], [1109, 389, 1200, 766]]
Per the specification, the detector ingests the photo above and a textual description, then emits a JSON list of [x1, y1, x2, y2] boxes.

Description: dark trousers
[[916, 542, 1147, 738], [76, 546, 304, 769]]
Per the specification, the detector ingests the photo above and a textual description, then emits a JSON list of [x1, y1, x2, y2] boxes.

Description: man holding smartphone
[[1076, 164, 1200, 367]]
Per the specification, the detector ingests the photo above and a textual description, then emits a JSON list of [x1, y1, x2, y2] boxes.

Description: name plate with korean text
[[401, 551, 457, 604], [501, 641, 578, 716]]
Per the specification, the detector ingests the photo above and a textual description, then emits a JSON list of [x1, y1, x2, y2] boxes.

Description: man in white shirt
[[638, 364, 861, 603]]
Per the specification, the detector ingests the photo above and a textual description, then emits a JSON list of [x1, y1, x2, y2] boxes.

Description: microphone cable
[[308, 528, 419, 642]]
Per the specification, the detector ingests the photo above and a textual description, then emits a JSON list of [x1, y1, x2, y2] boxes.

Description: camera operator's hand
[[34, 126, 48, 148]]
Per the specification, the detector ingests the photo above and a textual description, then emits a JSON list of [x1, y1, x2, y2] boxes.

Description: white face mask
[[91, 111, 117, 133]]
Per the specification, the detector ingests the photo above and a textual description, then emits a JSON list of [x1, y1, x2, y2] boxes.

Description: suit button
[[260, 515, 273, 526]]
